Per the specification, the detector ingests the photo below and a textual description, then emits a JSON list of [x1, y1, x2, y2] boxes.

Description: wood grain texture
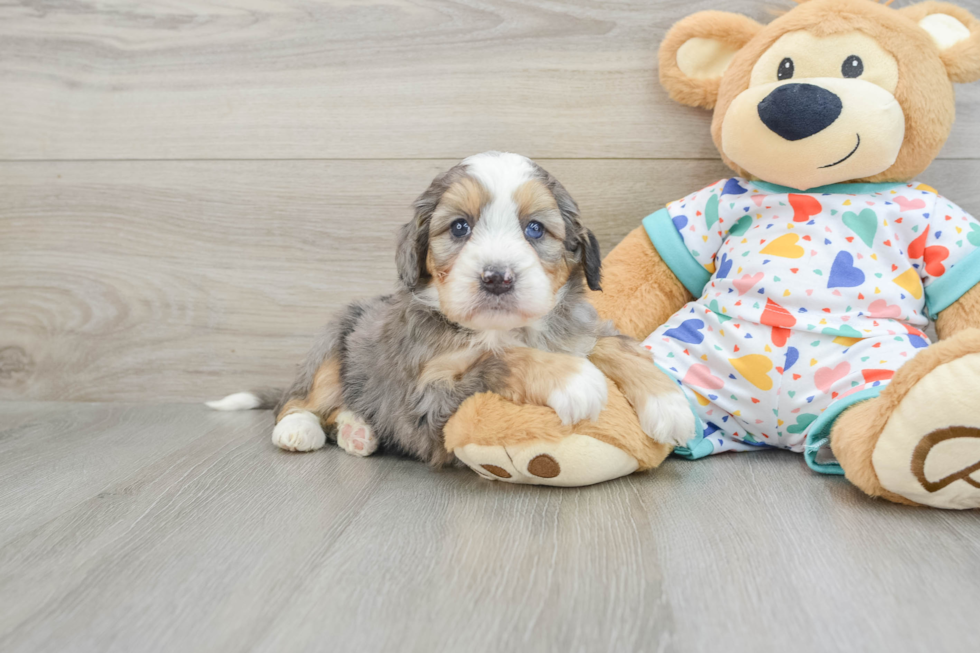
[[3, 158, 978, 402], [1, 157, 735, 402], [0, 402, 978, 653], [0, 0, 978, 160]]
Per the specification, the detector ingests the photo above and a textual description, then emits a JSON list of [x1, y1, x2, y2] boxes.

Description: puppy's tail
[[206, 388, 281, 411]]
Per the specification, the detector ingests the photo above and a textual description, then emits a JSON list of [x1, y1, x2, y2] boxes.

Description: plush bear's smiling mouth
[[722, 75, 904, 189], [819, 134, 861, 169]]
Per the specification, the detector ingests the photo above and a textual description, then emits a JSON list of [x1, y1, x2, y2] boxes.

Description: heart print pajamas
[[641, 178, 980, 473]]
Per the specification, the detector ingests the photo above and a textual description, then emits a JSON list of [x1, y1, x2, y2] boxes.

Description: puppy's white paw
[[335, 410, 378, 457], [639, 390, 696, 447], [272, 411, 326, 452], [547, 359, 609, 425]]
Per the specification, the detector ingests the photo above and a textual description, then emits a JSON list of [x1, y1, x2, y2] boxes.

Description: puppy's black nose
[[757, 83, 843, 141], [481, 267, 514, 295]]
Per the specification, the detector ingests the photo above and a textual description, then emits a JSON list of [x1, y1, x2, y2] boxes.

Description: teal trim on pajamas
[[804, 386, 884, 475], [641, 208, 711, 298], [672, 435, 715, 460], [750, 180, 902, 195], [925, 246, 980, 316]]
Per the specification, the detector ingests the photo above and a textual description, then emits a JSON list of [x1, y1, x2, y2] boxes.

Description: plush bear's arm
[[588, 226, 693, 340], [935, 282, 980, 339]]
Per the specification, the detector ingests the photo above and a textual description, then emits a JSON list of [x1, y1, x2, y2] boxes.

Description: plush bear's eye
[[777, 57, 794, 80], [450, 218, 471, 238], [842, 55, 864, 78]]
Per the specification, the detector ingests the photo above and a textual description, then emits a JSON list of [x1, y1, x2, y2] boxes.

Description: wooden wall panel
[[2, 0, 980, 402], [0, 158, 727, 401], [2, 158, 977, 402], [1, 0, 977, 160]]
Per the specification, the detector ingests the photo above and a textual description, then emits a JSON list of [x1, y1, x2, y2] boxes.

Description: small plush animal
[[446, 0, 980, 509], [208, 152, 680, 482]]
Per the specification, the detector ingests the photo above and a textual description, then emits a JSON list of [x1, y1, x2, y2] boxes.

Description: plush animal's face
[[398, 152, 601, 332], [660, 0, 980, 190], [723, 29, 903, 188]]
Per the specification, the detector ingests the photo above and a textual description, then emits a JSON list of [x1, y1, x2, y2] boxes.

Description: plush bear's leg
[[830, 329, 980, 509], [445, 379, 671, 487]]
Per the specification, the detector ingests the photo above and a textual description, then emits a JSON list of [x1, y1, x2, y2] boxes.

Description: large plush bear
[[444, 0, 980, 509]]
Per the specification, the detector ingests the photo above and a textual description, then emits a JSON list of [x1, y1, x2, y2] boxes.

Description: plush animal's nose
[[757, 83, 843, 141], [480, 267, 514, 295]]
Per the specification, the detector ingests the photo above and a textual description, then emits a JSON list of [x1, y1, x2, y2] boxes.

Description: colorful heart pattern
[[728, 215, 753, 237], [786, 414, 818, 435], [894, 196, 926, 212], [733, 272, 764, 295], [827, 251, 865, 288], [969, 224, 980, 247], [683, 363, 725, 390], [789, 194, 822, 223], [645, 177, 978, 459], [728, 354, 774, 391], [716, 253, 733, 279], [760, 233, 805, 259], [663, 319, 706, 344], [868, 299, 902, 318], [815, 362, 851, 393], [842, 209, 877, 247]]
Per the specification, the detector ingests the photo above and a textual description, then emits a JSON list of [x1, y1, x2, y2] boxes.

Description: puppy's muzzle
[[480, 266, 515, 296]]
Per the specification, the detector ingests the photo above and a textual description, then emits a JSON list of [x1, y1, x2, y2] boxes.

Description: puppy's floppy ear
[[395, 219, 427, 289], [659, 11, 762, 109], [398, 164, 466, 288], [580, 228, 602, 292], [538, 167, 603, 292], [902, 2, 980, 83]]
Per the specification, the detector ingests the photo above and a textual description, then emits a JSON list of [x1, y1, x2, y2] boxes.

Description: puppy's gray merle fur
[[208, 152, 691, 464]]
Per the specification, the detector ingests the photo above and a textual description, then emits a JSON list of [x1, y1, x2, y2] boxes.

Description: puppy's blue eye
[[525, 220, 544, 240], [450, 218, 470, 238]]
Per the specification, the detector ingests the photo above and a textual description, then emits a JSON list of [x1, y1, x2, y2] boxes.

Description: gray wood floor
[[1, 402, 978, 653]]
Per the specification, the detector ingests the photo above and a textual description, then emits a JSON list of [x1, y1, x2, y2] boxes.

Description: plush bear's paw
[[872, 352, 980, 509], [335, 410, 379, 457], [454, 433, 638, 487], [639, 389, 696, 448], [272, 411, 326, 452], [547, 358, 608, 425]]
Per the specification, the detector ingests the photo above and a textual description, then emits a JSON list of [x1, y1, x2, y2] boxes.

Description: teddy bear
[[443, 0, 980, 510]]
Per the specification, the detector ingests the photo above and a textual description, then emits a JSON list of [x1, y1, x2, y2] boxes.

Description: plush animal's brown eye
[[450, 218, 470, 238], [842, 55, 863, 78], [777, 57, 794, 80]]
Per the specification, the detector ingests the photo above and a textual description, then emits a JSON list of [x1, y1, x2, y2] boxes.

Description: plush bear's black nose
[[481, 267, 514, 295], [757, 83, 843, 141]]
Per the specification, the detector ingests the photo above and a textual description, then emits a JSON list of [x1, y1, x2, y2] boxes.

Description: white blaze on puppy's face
[[426, 152, 571, 332]]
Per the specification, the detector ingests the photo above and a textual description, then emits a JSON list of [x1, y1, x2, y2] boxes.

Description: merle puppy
[[208, 152, 691, 465]]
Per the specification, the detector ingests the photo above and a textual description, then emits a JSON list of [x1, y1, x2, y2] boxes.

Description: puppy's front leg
[[494, 349, 608, 424], [588, 336, 695, 447]]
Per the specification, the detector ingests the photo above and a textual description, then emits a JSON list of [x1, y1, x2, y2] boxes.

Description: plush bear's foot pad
[[335, 410, 378, 457], [874, 352, 980, 509], [455, 433, 638, 487], [527, 453, 561, 478]]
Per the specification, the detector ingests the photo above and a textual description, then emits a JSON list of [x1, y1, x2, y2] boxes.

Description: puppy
[[208, 152, 693, 464]]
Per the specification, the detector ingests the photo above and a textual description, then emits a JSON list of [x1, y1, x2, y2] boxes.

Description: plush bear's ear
[[659, 11, 762, 109], [902, 2, 980, 83]]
